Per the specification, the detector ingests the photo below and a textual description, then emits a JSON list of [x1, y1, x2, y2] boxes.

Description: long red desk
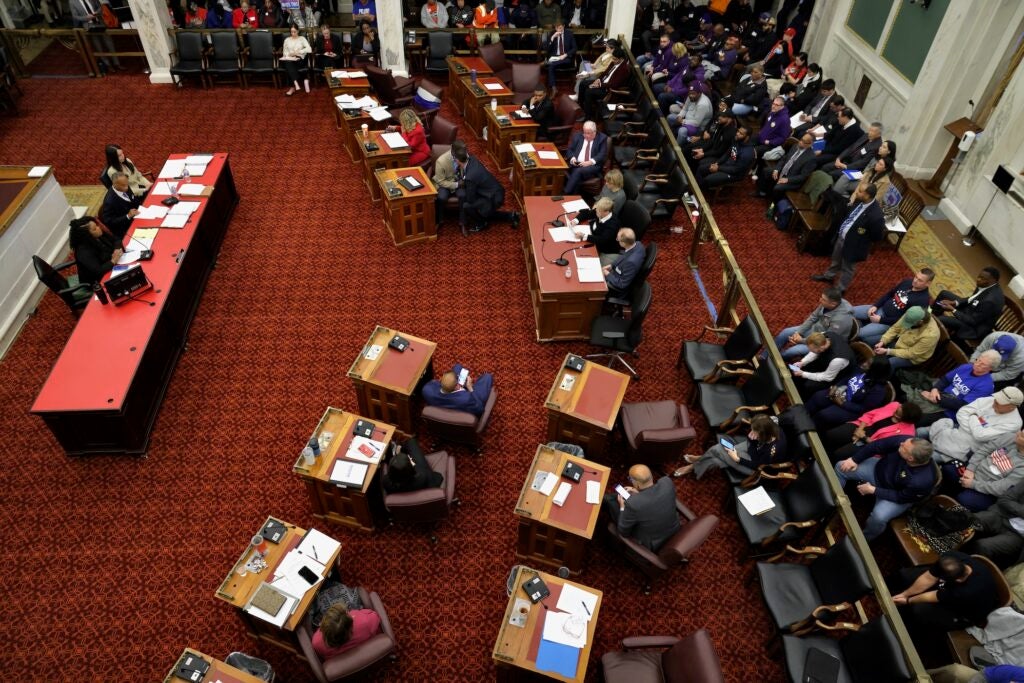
[[31, 153, 238, 455]]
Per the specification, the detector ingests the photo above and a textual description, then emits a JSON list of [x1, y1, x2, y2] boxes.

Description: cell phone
[[457, 367, 470, 387], [719, 438, 734, 450], [614, 484, 631, 500], [788, 363, 801, 372], [298, 565, 318, 585]]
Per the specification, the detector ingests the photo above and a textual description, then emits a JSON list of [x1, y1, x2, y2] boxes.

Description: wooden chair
[[947, 555, 1012, 665], [995, 297, 1024, 335], [888, 185, 924, 250], [888, 493, 971, 567], [793, 200, 832, 253], [920, 338, 967, 378]]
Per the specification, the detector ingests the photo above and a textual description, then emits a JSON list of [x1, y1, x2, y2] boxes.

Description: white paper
[[586, 480, 600, 504], [330, 459, 369, 486], [127, 234, 156, 250], [136, 205, 169, 220], [886, 216, 907, 233], [270, 551, 324, 601], [178, 183, 206, 196], [573, 224, 592, 239], [575, 255, 604, 283], [331, 70, 346, 78], [555, 583, 598, 620], [342, 70, 366, 77], [368, 107, 393, 121], [27, 166, 49, 177], [552, 481, 572, 507], [537, 151, 560, 160], [335, 93, 355, 103], [158, 159, 186, 178], [542, 611, 587, 648], [364, 344, 382, 360], [150, 181, 176, 196], [789, 113, 804, 128], [160, 214, 189, 229], [297, 528, 341, 564], [738, 486, 776, 516], [614, 484, 631, 500], [381, 132, 409, 148], [562, 199, 590, 213], [514, 143, 535, 153], [548, 227, 578, 243], [184, 164, 207, 177], [538, 472, 559, 496], [352, 95, 378, 108], [185, 154, 213, 165], [344, 436, 385, 464], [484, 82, 503, 91], [244, 589, 296, 628], [168, 201, 200, 216]]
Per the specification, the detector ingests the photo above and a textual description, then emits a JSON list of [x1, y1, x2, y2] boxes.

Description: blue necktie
[[839, 202, 867, 241]]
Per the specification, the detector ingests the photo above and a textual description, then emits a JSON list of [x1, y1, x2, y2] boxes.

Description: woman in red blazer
[[394, 109, 431, 167]]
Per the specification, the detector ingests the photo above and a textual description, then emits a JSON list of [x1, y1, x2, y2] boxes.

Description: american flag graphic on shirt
[[990, 448, 1014, 475]]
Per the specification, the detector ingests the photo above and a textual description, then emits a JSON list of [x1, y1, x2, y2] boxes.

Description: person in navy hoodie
[[422, 364, 494, 417]]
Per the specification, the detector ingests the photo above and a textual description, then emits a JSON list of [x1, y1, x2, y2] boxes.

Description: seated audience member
[[825, 121, 884, 179], [681, 109, 737, 169], [233, 0, 259, 27], [673, 414, 785, 479], [104, 144, 151, 196], [259, 0, 283, 27], [791, 330, 858, 398], [451, 144, 520, 233], [574, 197, 620, 266], [760, 27, 796, 77], [752, 96, 791, 160], [831, 139, 896, 199], [420, 0, 447, 28], [781, 50, 808, 86], [351, 0, 375, 26], [382, 437, 444, 493], [931, 267, 1006, 350], [854, 269, 935, 345], [313, 600, 382, 661], [68, 216, 123, 286], [390, 109, 430, 167], [422, 363, 494, 416], [314, 25, 341, 68], [695, 125, 754, 192], [596, 169, 626, 216], [805, 356, 892, 433], [640, 33, 672, 77], [826, 156, 893, 218], [582, 48, 630, 121], [670, 84, 714, 143], [564, 121, 608, 194], [723, 64, 768, 117], [659, 42, 688, 83], [887, 551, 1000, 664], [563, 0, 601, 29], [432, 140, 465, 222], [185, 0, 207, 27], [741, 12, 776, 66], [906, 353, 1000, 427], [773, 287, 855, 360], [966, 471, 1024, 568], [354, 23, 379, 63], [813, 107, 863, 169], [290, 0, 319, 29], [523, 86, 555, 133], [971, 333, 1024, 390], [835, 436, 936, 540], [753, 133, 816, 199], [792, 79, 837, 134], [544, 21, 576, 90], [100, 173, 142, 240], [704, 35, 740, 82], [873, 307, 941, 370], [448, 0, 474, 29], [602, 464, 680, 552], [823, 401, 921, 462], [657, 52, 705, 114], [572, 38, 618, 101], [603, 228, 645, 296], [280, 25, 313, 95], [778, 82, 799, 112], [507, 0, 537, 51], [792, 61, 822, 105]]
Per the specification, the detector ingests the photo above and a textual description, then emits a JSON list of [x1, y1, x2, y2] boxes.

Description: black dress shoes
[[810, 274, 834, 283], [510, 212, 521, 229]]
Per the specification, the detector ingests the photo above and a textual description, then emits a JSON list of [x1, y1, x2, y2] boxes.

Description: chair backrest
[[511, 62, 541, 96], [427, 30, 452, 60], [618, 200, 651, 241], [99, 168, 113, 189], [849, 339, 872, 365], [661, 165, 687, 197], [430, 115, 459, 146], [841, 616, 913, 683], [996, 298, 1024, 334], [723, 316, 762, 361], [973, 554, 1012, 609], [623, 282, 652, 350], [478, 41, 508, 72], [782, 463, 835, 524], [621, 171, 640, 201], [898, 186, 924, 226], [847, 317, 860, 342], [661, 630, 725, 683], [176, 31, 205, 62], [741, 360, 784, 408], [555, 94, 583, 127], [380, 458, 450, 523], [211, 31, 238, 60], [633, 241, 658, 287], [811, 536, 873, 607], [33, 254, 69, 293], [247, 30, 274, 60]]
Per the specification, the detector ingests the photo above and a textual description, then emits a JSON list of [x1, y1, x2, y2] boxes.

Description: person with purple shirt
[[656, 52, 704, 113], [705, 34, 740, 81], [753, 96, 791, 158]]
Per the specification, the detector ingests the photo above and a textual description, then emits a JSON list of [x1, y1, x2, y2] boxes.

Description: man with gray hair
[[603, 228, 645, 296], [970, 332, 1024, 390], [99, 172, 142, 240], [826, 121, 884, 179], [564, 120, 608, 194]]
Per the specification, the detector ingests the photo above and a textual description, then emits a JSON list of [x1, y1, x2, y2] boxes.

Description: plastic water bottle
[[170, 181, 179, 200], [182, 166, 190, 184], [564, 266, 572, 279], [301, 446, 316, 467], [490, 97, 497, 111], [470, 68, 477, 85]]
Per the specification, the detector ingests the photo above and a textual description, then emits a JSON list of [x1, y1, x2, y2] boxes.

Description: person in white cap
[[970, 332, 1024, 390]]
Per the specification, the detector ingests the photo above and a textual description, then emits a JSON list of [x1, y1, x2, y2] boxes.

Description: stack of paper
[[353, 95, 378, 108], [27, 166, 50, 178], [344, 436, 385, 464], [184, 154, 212, 177], [484, 82, 503, 91], [158, 159, 186, 178], [547, 227, 578, 243], [330, 460, 368, 487], [514, 143, 535, 153], [169, 201, 201, 216], [585, 480, 600, 504], [738, 486, 776, 515], [297, 528, 341, 564], [178, 183, 206, 196], [554, 584, 598, 621], [537, 150, 560, 160], [343, 70, 367, 78], [335, 93, 356, 105], [130, 228, 159, 249], [136, 205, 169, 220], [562, 198, 590, 213], [552, 481, 572, 507], [368, 107, 393, 122], [381, 132, 409, 148], [270, 549, 325, 601], [150, 181, 177, 196], [574, 255, 604, 283]]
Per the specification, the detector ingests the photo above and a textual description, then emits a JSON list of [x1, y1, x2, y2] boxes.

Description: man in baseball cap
[[971, 331, 1024, 389]]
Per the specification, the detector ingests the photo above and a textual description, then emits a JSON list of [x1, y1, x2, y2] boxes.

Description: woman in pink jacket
[[823, 401, 922, 463]]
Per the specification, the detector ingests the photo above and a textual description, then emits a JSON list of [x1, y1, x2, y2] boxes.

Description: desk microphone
[[545, 211, 574, 228], [553, 244, 585, 267], [126, 236, 154, 260]]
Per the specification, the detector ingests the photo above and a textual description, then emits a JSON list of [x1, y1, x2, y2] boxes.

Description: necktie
[[556, 34, 562, 55], [811, 95, 826, 118], [82, 0, 95, 13], [582, 140, 591, 162], [839, 202, 867, 241], [780, 148, 803, 176]]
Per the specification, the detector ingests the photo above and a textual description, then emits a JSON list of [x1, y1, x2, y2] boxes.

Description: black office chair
[[636, 165, 688, 221], [677, 315, 762, 383], [613, 112, 665, 169], [605, 94, 655, 138], [170, 31, 207, 88], [32, 255, 92, 315], [608, 242, 657, 311], [99, 168, 113, 190], [781, 616, 912, 683], [617, 200, 652, 241], [425, 31, 452, 76], [206, 31, 242, 88], [586, 281, 651, 378], [242, 31, 278, 88], [696, 358, 784, 436], [623, 152, 676, 199]]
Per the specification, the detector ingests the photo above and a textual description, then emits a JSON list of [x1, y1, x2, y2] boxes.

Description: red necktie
[[582, 140, 591, 162]]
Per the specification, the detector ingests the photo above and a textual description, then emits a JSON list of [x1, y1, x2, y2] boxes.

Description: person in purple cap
[[971, 332, 1024, 390], [669, 84, 713, 142]]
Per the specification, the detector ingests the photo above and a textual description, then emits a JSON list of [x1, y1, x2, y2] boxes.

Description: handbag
[[101, 3, 120, 28]]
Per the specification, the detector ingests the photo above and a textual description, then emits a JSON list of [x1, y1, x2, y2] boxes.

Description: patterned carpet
[[0, 74, 923, 682]]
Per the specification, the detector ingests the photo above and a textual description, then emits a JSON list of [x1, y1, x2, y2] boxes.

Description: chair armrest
[[59, 282, 93, 296], [643, 173, 668, 182], [295, 620, 323, 670], [422, 405, 477, 428], [654, 197, 681, 206], [394, 94, 415, 107], [763, 543, 829, 563], [53, 258, 77, 271], [602, 330, 625, 339], [667, 514, 719, 559], [640, 427, 697, 446], [476, 389, 497, 433], [368, 591, 396, 642], [611, 523, 666, 569], [385, 488, 446, 506], [675, 499, 697, 521], [321, 634, 395, 679], [621, 635, 680, 650]]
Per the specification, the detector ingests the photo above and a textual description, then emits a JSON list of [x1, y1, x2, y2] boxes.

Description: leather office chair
[[617, 200, 651, 241], [607, 498, 719, 594], [696, 359, 784, 437], [242, 31, 278, 88], [781, 616, 912, 683], [428, 114, 458, 148], [170, 31, 207, 88], [365, 63, 415, 108], [587, 281, 651, 378], [677, 315, 763, 385], [478, 41, 512, 82], [381, 449, 458, 543], [619, 401, 696, 471], [510, 62, 541, 100], [32, 255, 92, 315], [601, 629, 725, 683], [296, 587, 398, 682], [636, 165, 688, 222], [613, 113, 665, 169], [206, 31, 242, 88], [732, 463, 835, 557], [414, 79, 445, 129], [605, 95, 655, 138], [623, 150, 675, 198], [756, 537, 873, 637], [425, 31, 452, 76], [547, 96, 583, 148], [420, 389, 497, 453]]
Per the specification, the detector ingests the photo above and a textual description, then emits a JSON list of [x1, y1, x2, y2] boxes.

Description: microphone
[[553, 244, 585, 267], [126, 236, 154, 259], [545, 211, 574, 228]]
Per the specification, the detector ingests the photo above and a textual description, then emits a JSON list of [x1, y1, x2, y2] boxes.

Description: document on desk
[[185, 154, 213, 166], [352, 95, 378, 108], [297, 528, 342, 563], [484, 82, 504, 90], [177, 183, 207, 196], [535, 471, 558, 496], [132, 227, 160, 245], [342, 70, 367, 78], [542, 612, 588, 648], [561, 199, 590, 213], [738, 486, 775, 516], [514, 143, 535, 153], [344, 436, 385, 464], [586, 480, 600, 504], [381, 132, 409, 148], [575, 255, 604, 283], [537, 150, 560, 160], [552, 481, 572, 507], [330, 460, 368, 487], [547, 227, 578, 243], [789, 112, 805, 129], [149, 181, 177, 196], [244, 585, 296, 627], [136, 205, 169, 220], [158, 159, 187, 178], [368, 107, 392, 121], [335, 93, 356, 104], [27, 165, 50, 177], [168, 201, 201, 216], [160, 214, 189, 229], [555, 583, 598, 620], [271, 550, 325, 601]]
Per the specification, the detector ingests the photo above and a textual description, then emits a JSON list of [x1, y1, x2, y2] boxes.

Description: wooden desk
[[31, 153, 238, 456], [545, 354, 629, 459], [446, 56, 493, 113], [512, 143, 568, 211], [163, 648, 264, 683], [214, 516, 342, 657], [347, 325, 437, 433], [486, 105, 540, 171], [464, 76, 514, 138], [521, 196, 607, 342], [357, 130, 412, 202], [338, 102, 391, 162], [493, 567, 602, 683], [514, 444, 610, 575], [293, 407, 395, 533], [376, 167, 438, 247], [325, 68, 371, 128]]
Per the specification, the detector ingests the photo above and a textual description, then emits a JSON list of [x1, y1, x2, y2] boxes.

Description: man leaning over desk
[[422, 363, 494, 417]]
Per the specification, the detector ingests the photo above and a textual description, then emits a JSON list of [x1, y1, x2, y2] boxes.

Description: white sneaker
[[568, 94, 578, 101]]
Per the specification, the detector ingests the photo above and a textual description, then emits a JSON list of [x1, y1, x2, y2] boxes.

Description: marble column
[[376, 0, 407, 77], [605, 0, 634, 50], [126, 0, 176, 84]]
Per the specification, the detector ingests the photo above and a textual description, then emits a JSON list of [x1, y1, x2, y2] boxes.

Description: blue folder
[[535, 639, 580, 679]]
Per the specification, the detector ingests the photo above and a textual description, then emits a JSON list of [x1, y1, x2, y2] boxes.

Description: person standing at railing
[[71, 0, 122, 72]]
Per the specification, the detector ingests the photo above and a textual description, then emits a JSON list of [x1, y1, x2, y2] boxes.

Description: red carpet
[[0, 73, 909, 681]]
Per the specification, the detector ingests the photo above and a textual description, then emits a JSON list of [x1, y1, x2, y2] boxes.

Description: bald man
[[603, 464, 680, 552]]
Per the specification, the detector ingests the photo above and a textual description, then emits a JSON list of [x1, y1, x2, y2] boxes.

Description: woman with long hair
[[391, 109, 430, 167], [104, 144, 151, 195], [674, 414, 787, 479], [281, 25, 312, 95], [68, 216, 123, 285]]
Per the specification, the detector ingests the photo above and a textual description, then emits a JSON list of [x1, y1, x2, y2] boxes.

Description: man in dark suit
[[814, 107, 863, 169], [603, 463, 680, 552], [544, 20, 577, 91], [932, 267, 1006, 348], [604, 227, 645, 296], [681, 109, 738, 169], [696, 125, 755, 192], [455, 145, 520, 234], [523, 86, 555, 135], [100, 173, 142, 240], [422, 363, 494, 416], [826, 121, 883, 179], [792, 80, 837, 136], [812, 183, 885, 293], [582, 47, 630, 121], [754, 132, 817, 199], [564, 120, 608, 194]]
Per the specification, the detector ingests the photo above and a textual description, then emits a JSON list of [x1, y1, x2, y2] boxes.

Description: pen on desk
[[581, 601, 591, 616]]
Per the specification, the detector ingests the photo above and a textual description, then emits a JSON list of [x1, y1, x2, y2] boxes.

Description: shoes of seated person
[[510, 212, 521, 229], [810, 273, 834, 283], [469, 223, 486, 233], [750, 191, 767, 198]]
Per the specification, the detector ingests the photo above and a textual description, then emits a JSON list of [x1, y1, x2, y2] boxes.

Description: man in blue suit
[[604, 228, 645, 296], [811, 182, 886, 293], [544, 21, 576, 91], [564, 121, 607, 194], [422, 363, 494, 417]]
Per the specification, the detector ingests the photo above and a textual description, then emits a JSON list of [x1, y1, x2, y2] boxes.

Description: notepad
[[552, 481, 572, 507], [136, 205, 169, 220], [575, 255, 604, 283], [738, 486, 775, 516], [330, 460, 368, 487], [555, 583, 598, 619], [514, 143, 535, 153], [27, 165, 50, 177], [538, 471, 559, 496], [297, 528, 341, 563], [158, 159, 186, 178], [381, 132, 409, 148], [344, 436, 385, 464], [586, 480, 600, 504], [483, 82, 503, 90], [160, 214, 189, 229], [368, 107, 392, 121], [178, 183, 206, 195], [789, 112, 805, 128], [537, 150, 560, 160], [132, 227, 159, 243], [562, 199, 589, 213], [150, 181, 176, 196], [168, 201, 201, 216], [548, 227, 578, 243], [542, 612, 588, 648]]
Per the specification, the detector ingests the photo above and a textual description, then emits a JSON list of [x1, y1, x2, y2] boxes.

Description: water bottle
[[170, 181, 179, 200], [308, 436, 320, 457], [564, 266, 572, 279], [470, 68, 477, 85], [301, 446, 316, 467], [490, 97, 497, 111], [182, 166, 190, 184]]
